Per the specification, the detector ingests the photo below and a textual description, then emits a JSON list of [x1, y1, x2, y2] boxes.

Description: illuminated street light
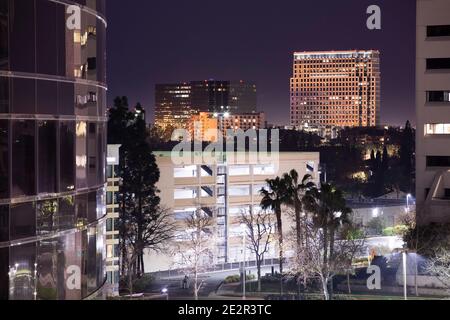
[[406, 194, 412, 212], [161, 287, 169, 300]]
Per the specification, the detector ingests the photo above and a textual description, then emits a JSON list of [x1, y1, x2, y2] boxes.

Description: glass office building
[[0, 0, 107, 300]]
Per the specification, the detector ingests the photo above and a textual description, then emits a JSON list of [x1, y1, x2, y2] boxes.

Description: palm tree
[[303, 183, 352, 299], [260, 177, 289, 275], [283, 170, 316, 251]]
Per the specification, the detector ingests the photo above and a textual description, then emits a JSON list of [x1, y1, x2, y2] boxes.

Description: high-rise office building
[[154, 80, 257, 130], [154, 83, 192, 130], [290, 50, 381, 128], [416, 0, 450, 224], [190, 80, 230, 113], [229, 81, 257, 114], [0, 0, 107, 300]]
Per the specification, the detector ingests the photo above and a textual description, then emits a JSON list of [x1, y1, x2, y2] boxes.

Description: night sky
[[106, 0, 416, 127]]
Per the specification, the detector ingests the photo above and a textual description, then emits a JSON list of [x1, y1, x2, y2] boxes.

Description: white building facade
[[416, 0, 450, 223], [144, 151, 320, 272]]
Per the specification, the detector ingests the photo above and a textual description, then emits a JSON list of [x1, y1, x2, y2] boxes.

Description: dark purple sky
[[106, 0, 416, 126]]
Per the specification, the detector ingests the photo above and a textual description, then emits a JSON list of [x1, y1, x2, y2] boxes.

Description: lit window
[[229, 185, 250, 197], [174, 188, 197, 200], [254, 164, 275, 175], [174, 165, 198, 178], [229, 165, 250, 176], [425, 123, 450, 135]]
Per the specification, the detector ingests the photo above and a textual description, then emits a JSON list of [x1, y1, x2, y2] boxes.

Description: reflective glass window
[[10, 202, 36, 241], [96, 222, 105, 284], [9, 0, 35, 72], [87, 122, 97, 186], [0, 119, 8, 199], [0, 76, 8, 113], [38, 121, 57, 194], [36, 0, 57, 75], [76, 121, 87, 189], [9, 243, 37, 300], [12, 78, 36, 114], [87, 226, 98, 293], [37, 240, 58, 300], [97, 187, 105, 220], [88, 191, 97, 223], [57, 232, 82, 300], [55, 4, 67, 77], [75, 193, 88, 226], [60, 121, 75, 192], [0, 0, 8, 70], [97, 122, 106, 184], [58, 82, 74, 115], [37, 81, 57, 115], [58, 196, 75, 231], [37, 199, 58, 236], [12, 120, 35, 197], [0, 204, 8, 242], [0, 247, 8, 300]]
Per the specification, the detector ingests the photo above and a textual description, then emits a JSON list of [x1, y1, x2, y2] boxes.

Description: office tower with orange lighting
[[155, 80, 257, 131], [290, 50, 381, 129], [155, 83, 192, 130]]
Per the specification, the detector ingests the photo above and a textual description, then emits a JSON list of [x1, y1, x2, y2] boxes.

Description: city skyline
[[107, 0, 416, 127]]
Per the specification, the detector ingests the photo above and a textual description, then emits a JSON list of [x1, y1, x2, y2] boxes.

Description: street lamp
[[403, 251, 408, 301], [161, 287, 169, 300], [406, 194, 412, 212], [241, 223, 247, 300]]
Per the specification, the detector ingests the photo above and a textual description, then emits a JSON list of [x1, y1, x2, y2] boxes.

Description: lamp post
[[403, 251, 408, 301], [161, 287, 169, 300], [406, 194, 412, 212], [241, 223, 247, 300]]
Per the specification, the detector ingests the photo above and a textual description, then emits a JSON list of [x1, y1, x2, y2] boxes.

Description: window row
[[427, 91, 450, 103], [0, 224, 105, 300], [0, 77, 107, 116], [426, 58, 450, 70], [0, 119, 106, 200], [426, 156, 450, 168], [0, 0, 106, 83], [425, 123, 450, 135], [427, 25, 450, 38], [0, 189, 106, 242]]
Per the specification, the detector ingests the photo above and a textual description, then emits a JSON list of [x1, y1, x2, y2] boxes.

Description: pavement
[[148, 266, 275, 300]]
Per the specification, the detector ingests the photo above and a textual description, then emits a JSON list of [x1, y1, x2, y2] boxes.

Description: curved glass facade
[[0, 0, 107, 300]]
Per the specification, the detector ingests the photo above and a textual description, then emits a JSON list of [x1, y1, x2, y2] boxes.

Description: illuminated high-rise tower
[[290, 50, 381, 128]]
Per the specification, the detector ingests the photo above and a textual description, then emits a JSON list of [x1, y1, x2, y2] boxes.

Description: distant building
[[218, 112, 266, 137], [229, 81, 257, 113], [290, 50, 381, 129], [189, 112, 266, 142], [416, 0, 450, 224], [155, 83, 192, 130], [189, 112, 219, 142], [155, 80, 257, 131], [190, 80, 230, 113]]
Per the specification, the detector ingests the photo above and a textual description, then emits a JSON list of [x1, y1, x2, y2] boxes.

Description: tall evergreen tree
[[108, 97, 174, 279], [400, 120, 414, 193], [108, 96, 133, 144]]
